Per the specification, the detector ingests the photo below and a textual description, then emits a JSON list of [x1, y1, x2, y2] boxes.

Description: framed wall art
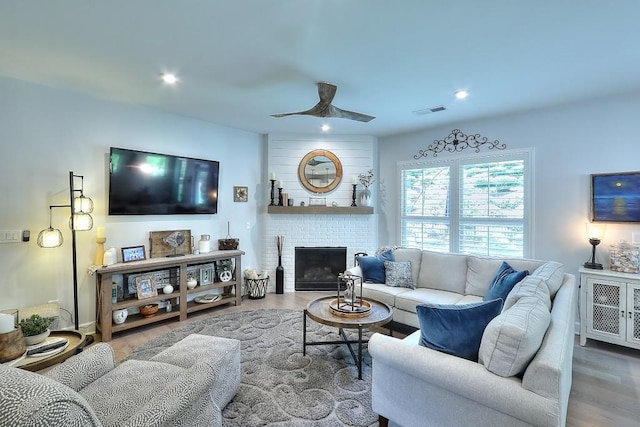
[[122, 245, 147, 263], [234, 186, 248, 202], [135, 275, 158, 299]]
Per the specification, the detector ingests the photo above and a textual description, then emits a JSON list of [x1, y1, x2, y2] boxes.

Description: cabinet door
[[586, 278, 626, 342], [626, 283, 640, 344]]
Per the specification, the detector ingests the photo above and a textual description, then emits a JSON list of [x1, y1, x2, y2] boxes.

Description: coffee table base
[[303, 309, 366, 379]]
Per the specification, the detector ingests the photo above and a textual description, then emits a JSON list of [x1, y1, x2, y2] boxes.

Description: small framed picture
[[135, 275, 157, 299], [309, 197, 326, 206], [200, 266, 214, 286], [234, 186, 248, 202], [122, 245, 146, 263]]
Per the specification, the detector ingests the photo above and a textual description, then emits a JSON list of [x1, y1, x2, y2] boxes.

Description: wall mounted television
[[108, 147, 219, 215], [591, 171, 640, 222]]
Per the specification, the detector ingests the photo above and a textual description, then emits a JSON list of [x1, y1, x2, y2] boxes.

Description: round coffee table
[[304, 296, 392, 379], [10, 330, 86, 372]]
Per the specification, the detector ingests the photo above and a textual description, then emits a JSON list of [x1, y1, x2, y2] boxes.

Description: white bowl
[[24, 329, 50, 346]]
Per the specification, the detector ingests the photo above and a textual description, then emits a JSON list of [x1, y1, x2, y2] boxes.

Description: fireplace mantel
[[267, 206, 373, 215]]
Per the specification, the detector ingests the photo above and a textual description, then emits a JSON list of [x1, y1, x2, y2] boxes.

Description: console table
[[95, 250, 243, 341]]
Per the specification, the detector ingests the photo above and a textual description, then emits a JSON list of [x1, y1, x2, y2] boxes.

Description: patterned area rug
[[126, 309, 377, 426]]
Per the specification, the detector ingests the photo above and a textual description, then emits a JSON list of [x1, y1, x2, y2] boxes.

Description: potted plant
[[19, 314, 53, 345]]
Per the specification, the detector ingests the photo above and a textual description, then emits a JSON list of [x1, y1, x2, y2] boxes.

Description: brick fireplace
[[263, 213, 377, 292]]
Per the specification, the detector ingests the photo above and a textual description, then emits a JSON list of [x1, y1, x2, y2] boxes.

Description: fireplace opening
[[295, 247, 347, 291]]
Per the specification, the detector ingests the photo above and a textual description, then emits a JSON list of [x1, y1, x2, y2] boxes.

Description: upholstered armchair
[[0, 334, 241, 427]]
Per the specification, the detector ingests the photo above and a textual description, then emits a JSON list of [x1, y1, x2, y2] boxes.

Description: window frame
[[398, 148, 534, 258]]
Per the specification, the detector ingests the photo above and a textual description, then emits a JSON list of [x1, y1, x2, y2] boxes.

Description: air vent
[[413, 105, 446, 116]]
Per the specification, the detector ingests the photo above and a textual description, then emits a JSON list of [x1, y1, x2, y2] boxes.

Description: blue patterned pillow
[[384, 261, 414, 288], [484, 262, 529, 302], [356, 250, 394, 283], [417, 299, 504, 361]]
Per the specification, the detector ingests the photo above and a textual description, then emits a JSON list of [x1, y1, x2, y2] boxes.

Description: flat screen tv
[[108, 147, 219, 215], [591, 171, 640, 222]]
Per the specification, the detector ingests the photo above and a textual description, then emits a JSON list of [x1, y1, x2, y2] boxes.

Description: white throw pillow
[[503, 275, 551, 312], [479, 296, 551, 377], [531, 261, 565, 298]]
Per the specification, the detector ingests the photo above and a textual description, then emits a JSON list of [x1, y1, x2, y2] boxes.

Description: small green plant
[[19, 314, 53, 337]]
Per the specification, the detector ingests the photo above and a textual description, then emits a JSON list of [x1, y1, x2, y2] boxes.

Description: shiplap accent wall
[[262, 134, 378, 292]]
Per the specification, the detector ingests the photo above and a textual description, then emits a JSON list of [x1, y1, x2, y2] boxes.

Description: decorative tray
[[328, 298, 372, 317], [194, 294, 222, 304]]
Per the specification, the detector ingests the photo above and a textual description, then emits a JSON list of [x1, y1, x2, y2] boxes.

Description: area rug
[[126, 309, 377, 427]]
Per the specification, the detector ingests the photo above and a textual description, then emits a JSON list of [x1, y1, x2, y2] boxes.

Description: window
[[400, 150, 531, 257]]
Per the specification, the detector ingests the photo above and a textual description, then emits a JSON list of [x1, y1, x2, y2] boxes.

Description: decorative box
[[609, 242, 640, 273]]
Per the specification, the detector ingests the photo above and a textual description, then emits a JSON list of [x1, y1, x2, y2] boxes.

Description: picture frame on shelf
[[135, 275, 157, 299], [200, 266, 214, 286], [233, 186, 248, 202], [309, 197, 326, 206], [122, 245, 146, 263]]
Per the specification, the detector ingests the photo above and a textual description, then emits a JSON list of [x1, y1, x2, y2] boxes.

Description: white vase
[[112, 309, 128, 325], [359, 189, 372, 207]]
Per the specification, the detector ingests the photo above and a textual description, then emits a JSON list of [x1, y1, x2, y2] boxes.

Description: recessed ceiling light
[[454, 90, 469, 100], [161, 73, 178, 85], [321, 124, 330, 132]]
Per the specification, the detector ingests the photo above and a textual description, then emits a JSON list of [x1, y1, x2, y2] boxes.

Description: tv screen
[[108, 147, 219, 215], [591, 171, 640, 222]]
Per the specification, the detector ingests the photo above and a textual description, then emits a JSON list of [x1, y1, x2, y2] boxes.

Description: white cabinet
[[579, 267, 640, 349]]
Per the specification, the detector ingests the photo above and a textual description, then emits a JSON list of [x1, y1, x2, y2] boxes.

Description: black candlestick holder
[[278, 187, 284, 206], [269, 180, 276, 206], [351, 184, 357, 207]]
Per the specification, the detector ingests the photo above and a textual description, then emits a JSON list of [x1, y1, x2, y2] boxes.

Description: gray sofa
[[0, 334, 241, 427], [348, 248, 576, 427]]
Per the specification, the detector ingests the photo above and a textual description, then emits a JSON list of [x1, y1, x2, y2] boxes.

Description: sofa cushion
[[484, 262, 529, 302], [418, 250, 468, 294], [395, 288, 467, 313], [362, 283, 410, 308], [384, 260, 414, 288], [531, 261, 565, 298], [465, 256, 544, 297], [416, 298, 503, 361], [392, 248, 423, 287], [503, 275, 551, 311], [357, 250, 394, 283], [479, 296, 551, 377]]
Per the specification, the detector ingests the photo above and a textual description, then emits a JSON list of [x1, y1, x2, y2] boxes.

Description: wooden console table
[[95, 250, 243, 341]]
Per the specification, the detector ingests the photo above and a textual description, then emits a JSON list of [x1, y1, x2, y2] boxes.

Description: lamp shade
[[37, 227, 63, 248], [69, 213, 93, 231], [585, 222, 606, 240], [73, 196, 94, 214]]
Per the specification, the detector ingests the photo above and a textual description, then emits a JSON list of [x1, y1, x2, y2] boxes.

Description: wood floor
[[97, 292, 640, 427]]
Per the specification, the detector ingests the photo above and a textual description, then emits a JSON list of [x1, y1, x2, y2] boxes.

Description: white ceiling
[[1, 1, 639, 137]]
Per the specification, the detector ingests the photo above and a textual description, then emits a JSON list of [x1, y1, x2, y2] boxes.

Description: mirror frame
[[298, 149, 343, 194]]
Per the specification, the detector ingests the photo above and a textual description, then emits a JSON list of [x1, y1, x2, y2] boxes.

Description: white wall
[[0, 77, 263, 333], [378, 93, 640, 280]]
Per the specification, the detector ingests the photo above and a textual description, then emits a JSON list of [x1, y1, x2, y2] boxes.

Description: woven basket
[[218, 238, 239, 250]]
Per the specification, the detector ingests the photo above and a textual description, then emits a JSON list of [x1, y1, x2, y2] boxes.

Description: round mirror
[[298, 150, 343, 193]]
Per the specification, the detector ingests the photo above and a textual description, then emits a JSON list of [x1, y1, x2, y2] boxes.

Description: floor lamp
[[37, 171, 94, 336]]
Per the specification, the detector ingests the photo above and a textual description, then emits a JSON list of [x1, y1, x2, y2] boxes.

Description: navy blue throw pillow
[[484, 262, 529, 302], [356, 250, 394, 283], [417, 299, 504, 361]]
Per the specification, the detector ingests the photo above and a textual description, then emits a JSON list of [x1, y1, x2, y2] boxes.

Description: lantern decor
[[330, 272, 371, 317]]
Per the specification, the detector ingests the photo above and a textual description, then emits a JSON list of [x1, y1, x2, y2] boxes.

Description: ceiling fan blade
[[328, 105, 375, 122], [271, 100, 329, 118], [317, 82, 337, 105]]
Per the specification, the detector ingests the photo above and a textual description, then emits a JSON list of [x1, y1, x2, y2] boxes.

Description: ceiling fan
[[271, 82, 375, 122]]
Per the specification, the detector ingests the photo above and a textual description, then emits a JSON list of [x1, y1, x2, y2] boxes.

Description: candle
[[97, 226, 105, 239], [278, 180, 283, 188], [270, 172, 276, 180], [0, 313, 14, 334], [352, 175, 358, 185]]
